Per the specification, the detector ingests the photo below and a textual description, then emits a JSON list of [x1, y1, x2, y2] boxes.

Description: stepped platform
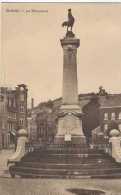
[[8, 144, 121, 179]]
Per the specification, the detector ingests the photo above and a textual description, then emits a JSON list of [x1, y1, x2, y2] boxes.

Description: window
[[8, 98, 12, 107], [13, 99, 16, 107], [2, 121, 5, 129], [8, 113, 10, 119], [104, 124, 108, 130], [0, 95, 4, 102], [0, 104, 5, 113], [118, 124, 121, 131], [7, 133, 10, 145], [19, 119, 24, 126], [11, 113, 16, 119], [8, 123, 12, 130], [20, 104, 24, 113], [119, 112, 121, 120], [14, 113, 16, 119], [111, 112, 116, 120], [104, 113, 108, 120]]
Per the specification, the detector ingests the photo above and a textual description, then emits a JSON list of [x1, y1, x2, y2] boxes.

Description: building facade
[[28, 90, 121, 145], [27, 113, 38, 142], [0, 84, 28, 149], [36, 108, 56, 144], [28, 101, 56, 144], [99, 95, 121, 135]]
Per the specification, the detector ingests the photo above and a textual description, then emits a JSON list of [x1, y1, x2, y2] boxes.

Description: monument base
[[55, 103, 87, 146], [54, 134, 87, 146]]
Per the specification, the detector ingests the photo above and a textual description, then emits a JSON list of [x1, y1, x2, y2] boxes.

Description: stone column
[[62, 38, 79, 105], [55, 34, 86, 145]]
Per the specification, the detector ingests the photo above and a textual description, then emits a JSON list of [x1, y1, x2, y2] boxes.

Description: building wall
[[28, 94, 121, 144], [16, 84, 28, 129], [27, 116, 37, 142], [0, 84, 28, 149], [100, 107, 121, 135], [36, 107, 56, 143]]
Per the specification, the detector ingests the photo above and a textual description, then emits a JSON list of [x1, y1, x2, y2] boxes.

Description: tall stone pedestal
[[54, 32, 86, 145]]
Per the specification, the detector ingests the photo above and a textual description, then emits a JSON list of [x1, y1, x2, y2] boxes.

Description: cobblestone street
[[0, 149, 121, 195]]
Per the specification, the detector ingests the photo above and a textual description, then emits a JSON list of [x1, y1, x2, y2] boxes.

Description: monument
[[7, 9, 121, 179], [55, 9, 86, 145]]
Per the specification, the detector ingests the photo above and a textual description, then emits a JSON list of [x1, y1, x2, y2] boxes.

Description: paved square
[[0, 178, 121, 195]]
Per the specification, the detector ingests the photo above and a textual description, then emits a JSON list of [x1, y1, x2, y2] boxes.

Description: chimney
[[31, 98, 34, 109]]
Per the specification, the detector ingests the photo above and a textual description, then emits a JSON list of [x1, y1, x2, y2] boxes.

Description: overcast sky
[[1, 3, 121, 106]]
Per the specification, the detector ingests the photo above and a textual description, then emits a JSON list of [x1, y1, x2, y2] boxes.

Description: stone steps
[[22, 156, 114, 164], [26, 148, 102, 153], [13, 166, 121, 174], [9, 171, 121, 179], [9, 165, 121, 178], [22, 151, 110, 161], [23, 153, 102, 157], [8, 147, 121, 179], [45, 148, 93, 154], [18, 161, 119, 169]]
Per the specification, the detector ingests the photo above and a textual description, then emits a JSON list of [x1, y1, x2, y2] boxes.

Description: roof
[[99, 94, 121, 108], [29, 93, 121, 112]]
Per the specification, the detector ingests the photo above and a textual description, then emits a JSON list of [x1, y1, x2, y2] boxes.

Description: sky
[[1, 3, 121, 106]]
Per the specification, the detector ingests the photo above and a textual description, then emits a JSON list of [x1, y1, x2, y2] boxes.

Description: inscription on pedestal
[[65, 134, 71, 141]]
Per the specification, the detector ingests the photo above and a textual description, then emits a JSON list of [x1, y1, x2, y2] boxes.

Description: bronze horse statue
[[62, 9, 75, 32]]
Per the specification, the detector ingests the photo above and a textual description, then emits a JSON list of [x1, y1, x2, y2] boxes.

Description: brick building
[[0, 84, 28, 149]]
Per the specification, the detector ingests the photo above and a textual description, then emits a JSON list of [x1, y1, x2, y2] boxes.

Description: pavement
[[0, 149, 14, 177], [0, 178, 121, 195]]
